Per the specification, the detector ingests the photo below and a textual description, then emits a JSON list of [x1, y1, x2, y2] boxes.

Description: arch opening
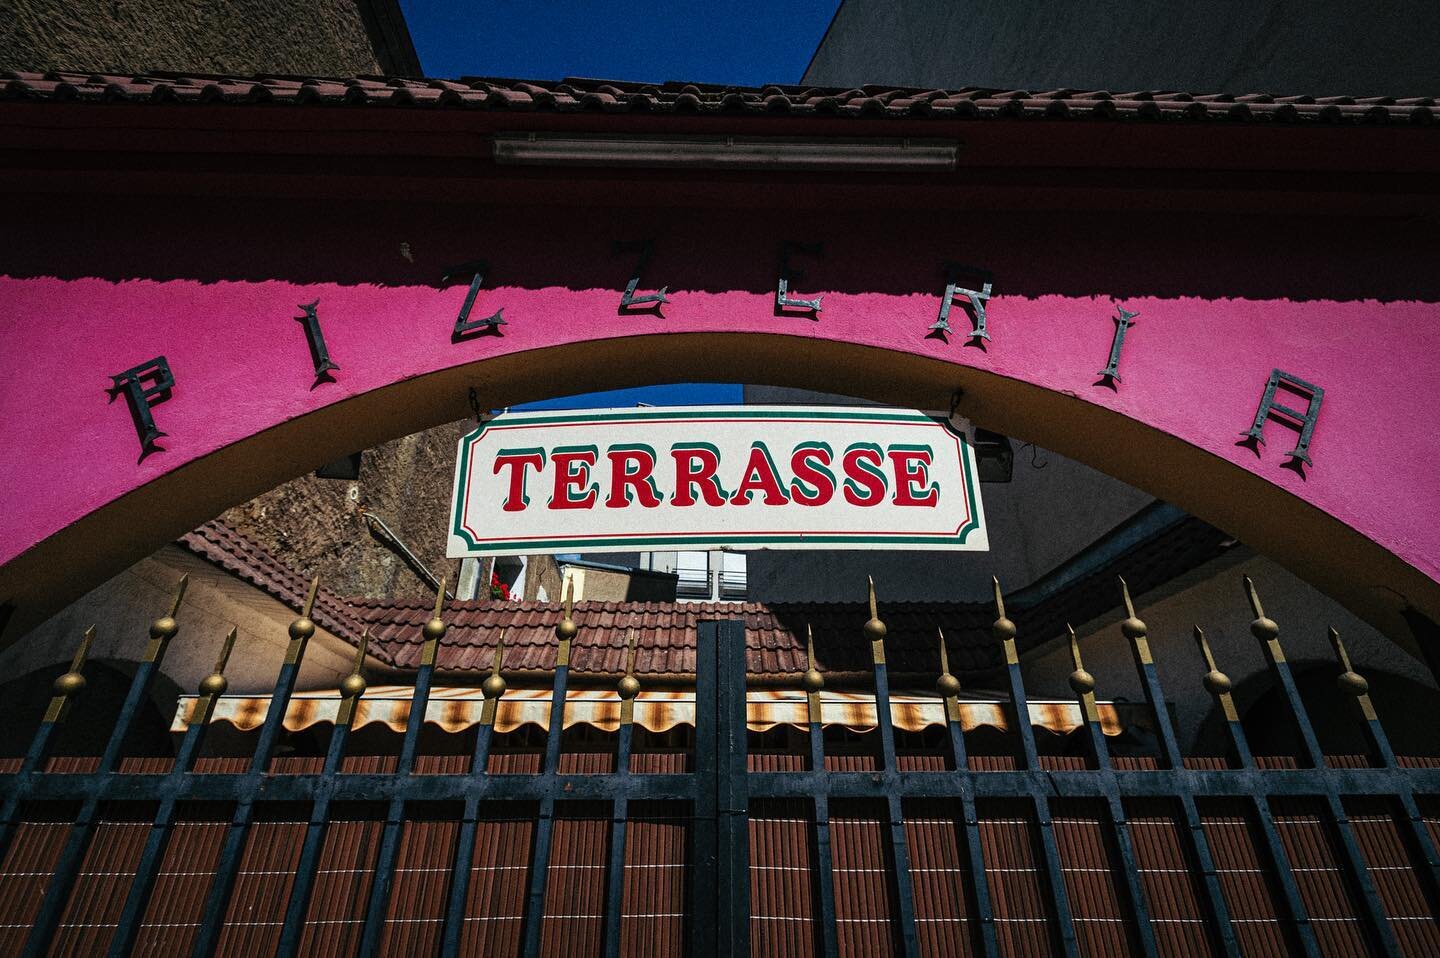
[[3, 329, 1437, 665]]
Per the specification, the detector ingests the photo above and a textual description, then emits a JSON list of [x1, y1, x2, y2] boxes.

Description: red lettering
[[606, 447, 663, 508], [789, 446, 835, 506], [841, 446, 887, 506], [493, 450, 545, 512], [888, 448, 939, 507], [671, 447, 727, 507], [549, 448, 598, 509], [729, 444, 789, 506]]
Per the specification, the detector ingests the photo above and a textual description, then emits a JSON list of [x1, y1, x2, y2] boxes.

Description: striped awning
[[173, 686, 1134, 737]]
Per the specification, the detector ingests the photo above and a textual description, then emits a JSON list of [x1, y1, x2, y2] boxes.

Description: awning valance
[[174, 686, 1136, 737]]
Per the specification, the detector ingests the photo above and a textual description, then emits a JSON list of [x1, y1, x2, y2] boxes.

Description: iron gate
[[0, 576, 1439, 956]]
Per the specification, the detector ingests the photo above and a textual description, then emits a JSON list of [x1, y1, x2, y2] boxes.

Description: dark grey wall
[[804, 0, 1440, 97], [741, 385, 1152, 603]]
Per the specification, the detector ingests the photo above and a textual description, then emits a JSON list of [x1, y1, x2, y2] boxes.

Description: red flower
[[490, 572, 511, 600]]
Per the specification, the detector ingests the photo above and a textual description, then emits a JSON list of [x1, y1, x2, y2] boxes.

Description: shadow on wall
[[1193, 663, 1440, 758], [0, 661, 176, 761], [4, 197, 1440, 305]]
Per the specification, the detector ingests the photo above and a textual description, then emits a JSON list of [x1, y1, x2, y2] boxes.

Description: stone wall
[[1, 0, 418, 78], [222, 421, 469, 601]]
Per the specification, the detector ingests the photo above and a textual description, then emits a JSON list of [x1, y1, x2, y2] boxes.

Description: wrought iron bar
[[937, 629, 998, 958], [440, 628, 506, 956], [601, 628, 640, 958], [1245, 578, 1399, 957], [1065, 625, 1160, 957], [106, 626, 237, 958], [190, 577, 321, 958], [358, 584, 446, 956], [993, 578, 1080, 958], [0, 624, 97, 869], [866, 579, 920, 958], [276, 630, 370, 958], [1196, 624, 1322, 958], [1116, 580, 1238, 956], [803, 625, 840, 958], [1328, 627, 1440, 917], [520, 580, 577, 956], [24, 576, 188, 958]]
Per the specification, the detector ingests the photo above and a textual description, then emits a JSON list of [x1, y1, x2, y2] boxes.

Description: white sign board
[[448, 406, 988, 556]]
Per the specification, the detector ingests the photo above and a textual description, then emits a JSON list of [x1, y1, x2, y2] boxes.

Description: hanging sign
[[448, 406, 988, 556]]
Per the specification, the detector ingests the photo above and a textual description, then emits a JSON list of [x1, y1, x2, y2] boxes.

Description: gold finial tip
[[302, 576, 320, 617]]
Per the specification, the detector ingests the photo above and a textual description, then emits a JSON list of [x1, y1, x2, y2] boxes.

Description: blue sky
[[401, 0, 838, 86], [400, 1, 838, 409]]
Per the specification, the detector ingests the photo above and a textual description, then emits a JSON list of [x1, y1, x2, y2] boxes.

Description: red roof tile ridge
[[4, 70, 1434, 125], [176, 518, 378, 658]]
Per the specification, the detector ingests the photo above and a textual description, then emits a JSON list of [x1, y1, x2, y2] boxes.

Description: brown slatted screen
[[378, 813, 459, 954], [749, 798, 817, 956], [1051, 799, 1138, 955], [295, 809, 383, 956], [0, 806, 75, 954], [559, 725, 616, 774], [1196, 797, 1298, 956], [747, 728, 806, 772], [213, 806, 307, 956], [1345, 797, 1440, 954], [539, 801, 609, 957], [488, 730, 544, 774], [132, 804, 229, 955], [48, 805, 152, 955], [1125, 797, 1216, 956], [1269, 795, 1372, 955], [823, 728, 880, 772], [1423, 796, 1440, 877], [976, 799, 1055, 955], [460, 805, 533, 953], [830, 800, 899, 956], [902, 799, 974, 957], [619, 801, 689, 955]]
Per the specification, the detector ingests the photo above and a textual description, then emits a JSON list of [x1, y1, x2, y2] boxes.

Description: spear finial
[[1328, 627, 1372, 701], [302, 576, 320, 620], [1193, 626, 1235, 700], [481, 628, 507, 725], [145, 574, 190, 662], [864, 576, 886, 662], [336, 630, 369, 726], [936, 628, 961, 700], [45, 626, 96, 723], [1067, 624, 1096, 696], [169, 573, 190, 618], [1242, 576, 1282, 653], [555, 577, 577, 665], [190, 627, 238, 726]]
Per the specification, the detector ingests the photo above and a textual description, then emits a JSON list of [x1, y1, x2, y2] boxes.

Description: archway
[[3, 144, 1439, 661]]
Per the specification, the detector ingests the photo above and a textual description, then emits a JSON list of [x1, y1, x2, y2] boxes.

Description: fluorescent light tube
[[492, 134, 957, 172]]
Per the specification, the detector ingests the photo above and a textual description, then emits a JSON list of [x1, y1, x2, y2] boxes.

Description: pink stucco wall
[[3, 202, 1439, 593]]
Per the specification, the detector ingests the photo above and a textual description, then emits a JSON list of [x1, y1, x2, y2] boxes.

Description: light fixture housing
[[492, 133, 958, 172]]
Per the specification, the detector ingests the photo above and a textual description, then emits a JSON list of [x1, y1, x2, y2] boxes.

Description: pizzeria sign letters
[[448, 406, 988, 556]]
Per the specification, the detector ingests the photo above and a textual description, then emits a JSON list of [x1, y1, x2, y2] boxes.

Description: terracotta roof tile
[[3, 70, 1434, 126], [177, 520, 369, 653], [178, 503, 1228, 680]]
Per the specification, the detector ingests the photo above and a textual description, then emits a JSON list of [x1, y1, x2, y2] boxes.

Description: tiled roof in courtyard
[[178, 498, 1230, 680]]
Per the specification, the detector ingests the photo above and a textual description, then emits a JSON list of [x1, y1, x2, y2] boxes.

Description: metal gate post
[[705, 619, 750, 957]]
